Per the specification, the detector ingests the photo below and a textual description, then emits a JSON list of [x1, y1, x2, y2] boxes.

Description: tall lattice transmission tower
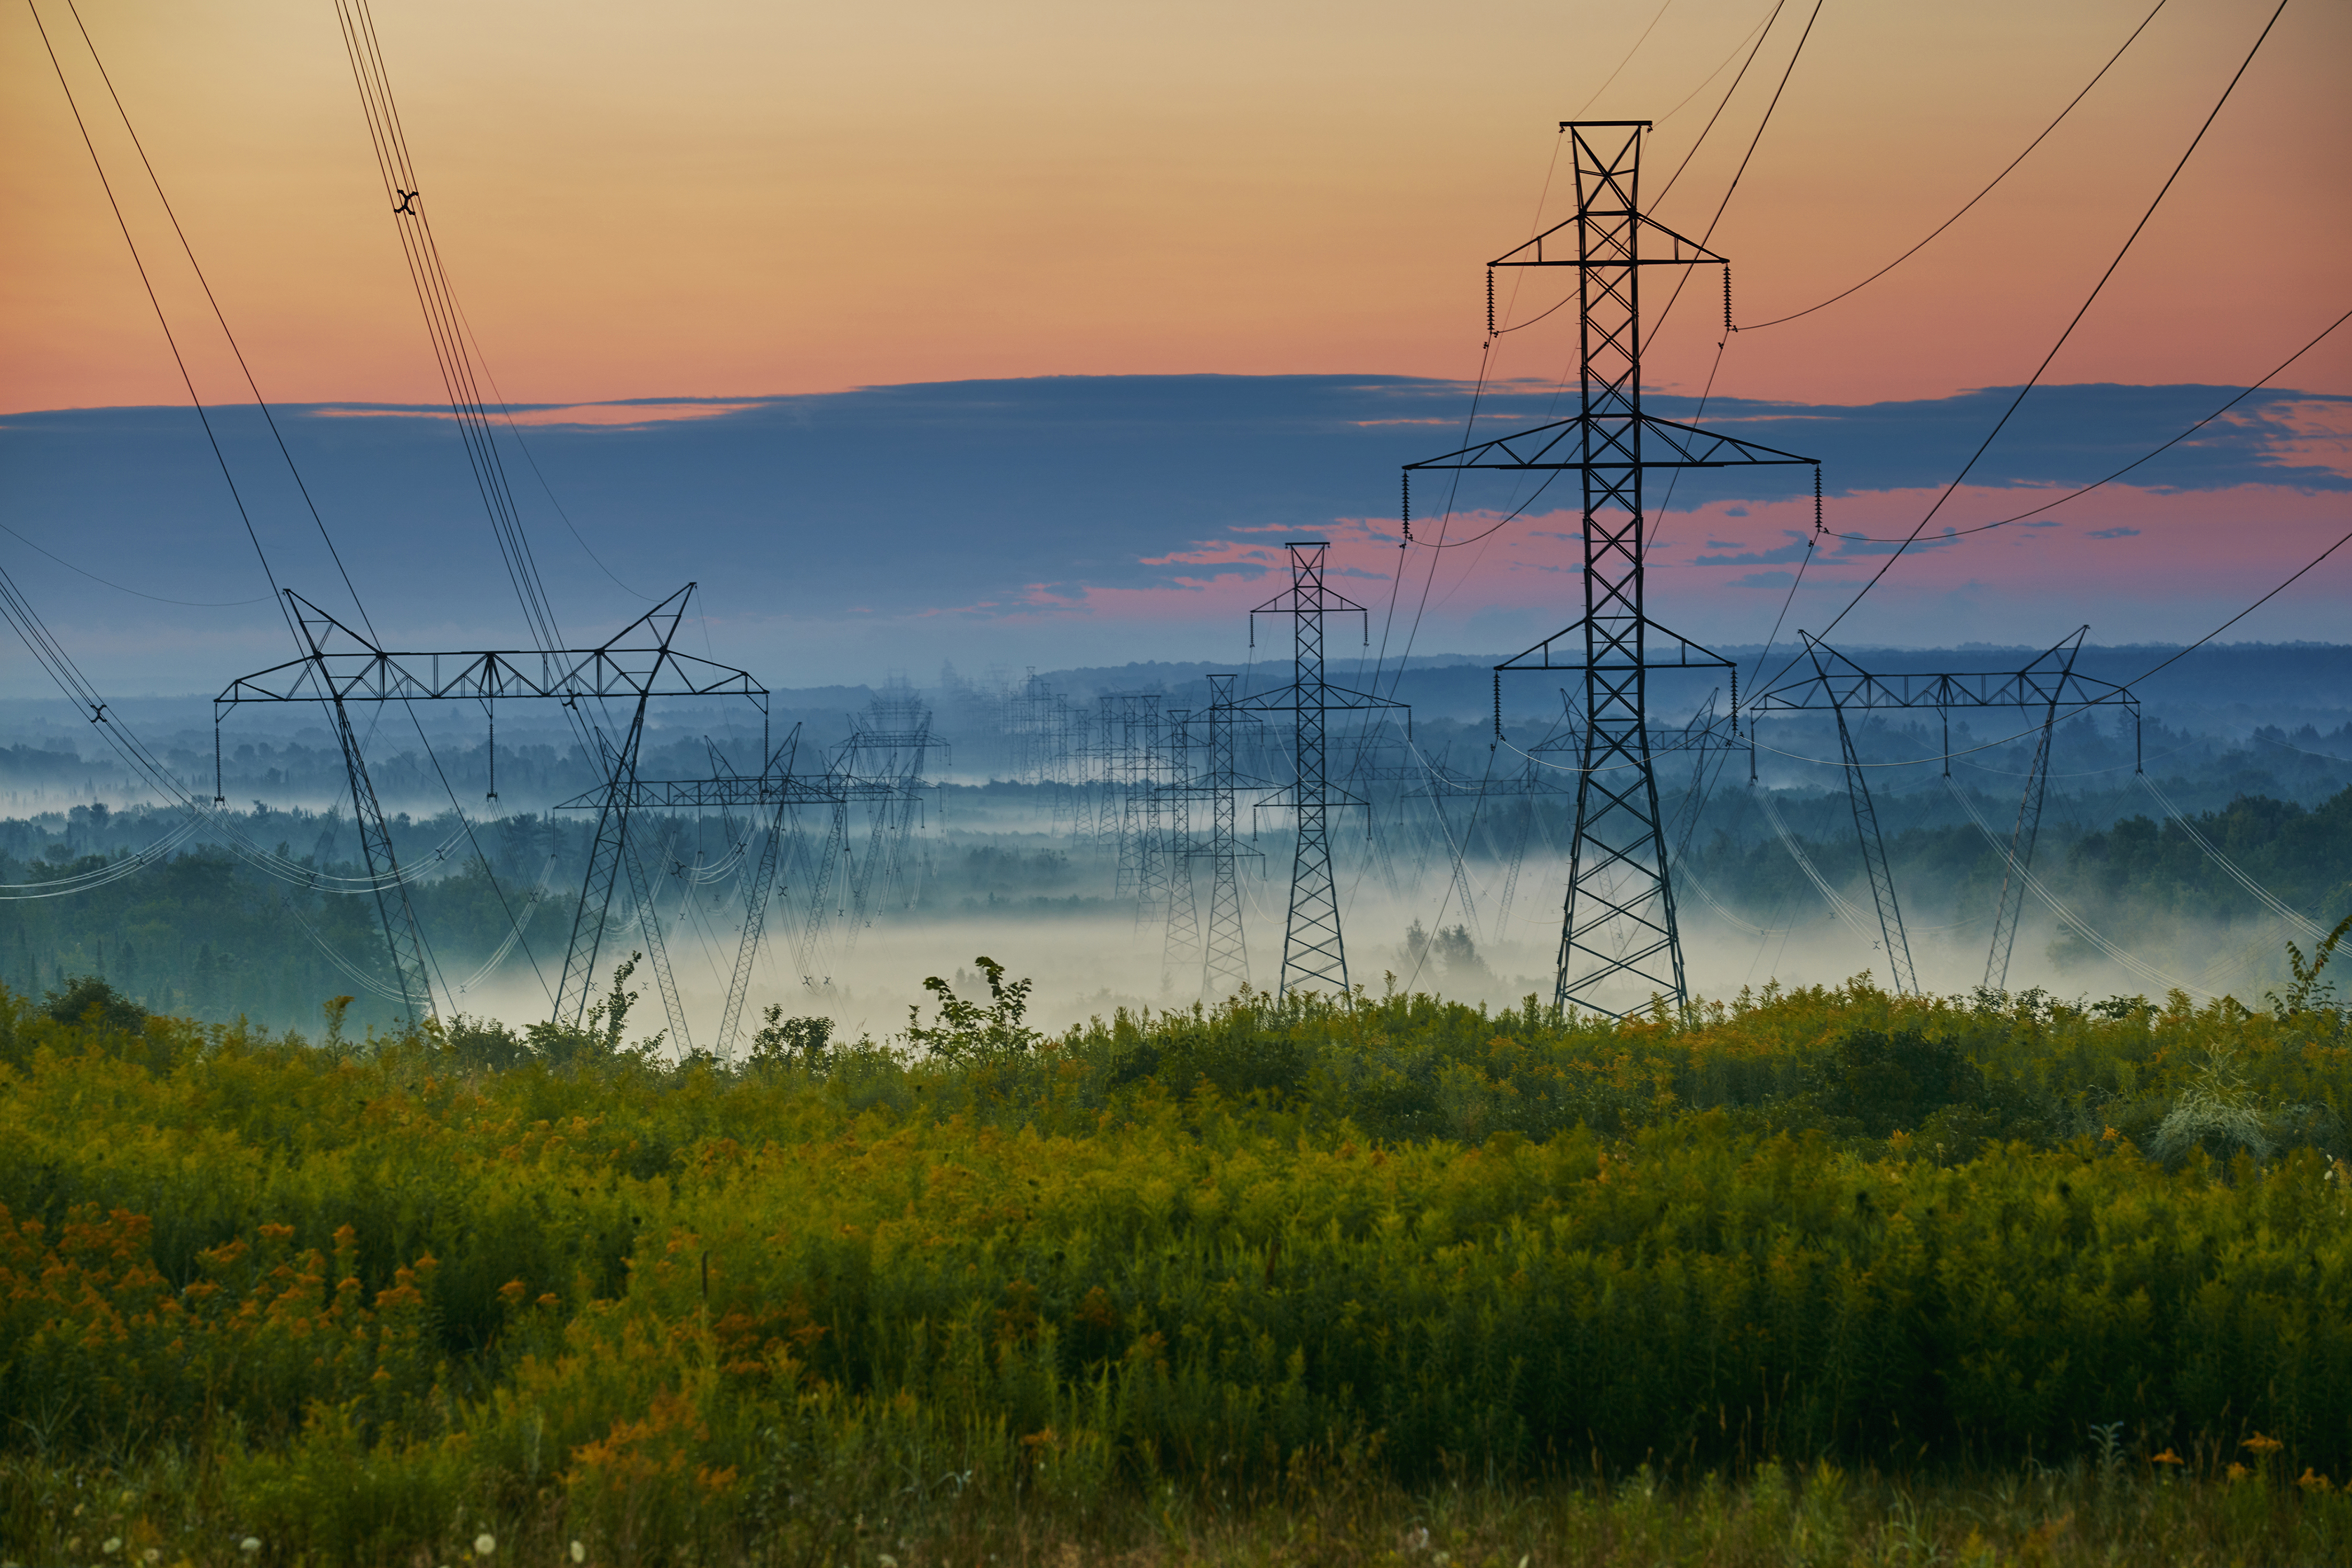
[[1242, 543, 1407, 999], [1200, 675, 1254, 995], [1405, 122, 1815, 1017], [1155, 676, 1262, 998]]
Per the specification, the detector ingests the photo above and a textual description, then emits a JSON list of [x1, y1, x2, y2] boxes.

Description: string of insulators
[[1813, 465, 1824, 535], [1730, 668, 1739, 736], [1486, 268, 1495, 339], [1723, 265, 1734, 337], [213, 721, 225, 805], [1402, 470, 1412, 544], [1493, 670, 1503, 745], [486, 705, 498, 802]]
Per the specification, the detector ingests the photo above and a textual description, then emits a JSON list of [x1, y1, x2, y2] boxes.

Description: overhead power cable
[[1737, 0, 2170, 332], [1757, 789, 1884, 950], [1652, 0, 1822, 334], [1656, 2, 1780, 128], [1653, 0, 1788, 207], [24, 0, 302, 654], [332, 0, 599, 665], [58, 0, 380, 640], [0, 520, 267, 608], [2137, 773, 2327, 940], [1824, 304, 2351, 544], [2130, 516, 2352, 690], [1788, 0, 2292, 672], [29, 2, 548, 1007], [1943, 776, 2206, 996], [0, 814, 205, 900], [1572, 0, 1678, 120]]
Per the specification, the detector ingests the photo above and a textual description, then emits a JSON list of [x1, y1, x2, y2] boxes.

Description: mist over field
[[6, 640, 2346, 1044]]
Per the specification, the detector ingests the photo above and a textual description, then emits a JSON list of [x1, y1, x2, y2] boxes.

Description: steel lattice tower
[[1406, 122, 1813, 1017], [1105, 694, 1162, 896], [1136, 704, 1172, 927], [1160, 707, 1202, 985], [218, 584, 764, 1034], [1242, 544, 1406, 999], [1201, 675, 1251, 994], [1749, 629, 2135, 996]]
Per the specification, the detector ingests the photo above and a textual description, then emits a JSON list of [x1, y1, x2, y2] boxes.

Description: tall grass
[[1, 970, 2347, 1563]]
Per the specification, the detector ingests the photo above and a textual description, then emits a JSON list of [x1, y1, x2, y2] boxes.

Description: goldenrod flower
[[2243, 1431, 2284, 1455]]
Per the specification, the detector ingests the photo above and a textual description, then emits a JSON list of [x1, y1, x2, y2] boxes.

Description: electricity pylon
[[1156, 676, 1263, 998], [217, 584, 765, 1035], [564, 725, 907, 1054], [1240, 543, 1408, 999], [1750, 628, 2138, 993], [1200, 675, 1256, 995], [1160, 707, 1202, 987], [1406, 121, 1814, 1017]]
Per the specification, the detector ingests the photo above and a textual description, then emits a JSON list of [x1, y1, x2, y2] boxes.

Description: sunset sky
[[3, 0, 2348, 690]]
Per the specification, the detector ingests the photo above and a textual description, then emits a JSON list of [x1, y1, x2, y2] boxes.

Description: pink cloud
[[310, 400, 760, 428]]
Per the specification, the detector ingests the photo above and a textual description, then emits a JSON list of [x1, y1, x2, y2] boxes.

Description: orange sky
[[6, 0, 2348, 416]]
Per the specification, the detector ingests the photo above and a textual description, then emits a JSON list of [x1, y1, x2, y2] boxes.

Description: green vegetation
[[2, 948, 2350, 1564]]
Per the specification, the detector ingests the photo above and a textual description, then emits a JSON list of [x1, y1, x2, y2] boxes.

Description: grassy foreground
[[1, 959, 2349, 1564]]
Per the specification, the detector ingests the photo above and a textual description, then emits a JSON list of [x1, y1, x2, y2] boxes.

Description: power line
[[60, 0, 379, 640], [2131, 520, 2352, 689], [1571, 0, 1677, 120], [1655, 2, 1779, 129], [23, 0, 300, 651], [1786, 0, 2292, 673], [0, 519, 266, 608], [1821, 304, 2351, 543], [331, 0, 568, 656], [1650, 0, 1823, 339], [1652, 0, 1788, 207], [34, 0, 551, 1008], [1736, 0, 2170, 333]]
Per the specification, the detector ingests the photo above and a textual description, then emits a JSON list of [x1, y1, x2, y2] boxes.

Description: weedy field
[[1, 938, 2349, 1567]]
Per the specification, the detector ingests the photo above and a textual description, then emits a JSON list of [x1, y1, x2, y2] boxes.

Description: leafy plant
[[905, 955, 1040, 1064], [524, 952, 660, 1062], [41, 974, 145, 1032], [749, 1006, 832, 1069], [2270, 911, 2352, 1021]]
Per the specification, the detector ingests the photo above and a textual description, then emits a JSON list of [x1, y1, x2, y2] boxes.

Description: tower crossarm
[[1497, 618, 1737, 673], [216, 586, 764, 711], [1752, 673, 2137, 713], [1404, 412, 1814, 474], [1236, 682, 1410, 719], [1492, 213, 1726, 271], [1751, 630, 2136, 715]]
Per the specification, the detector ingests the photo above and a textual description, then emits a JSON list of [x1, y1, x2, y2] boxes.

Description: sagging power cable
[[1736, 0, 2169, 332], [27, 3, 551, 1008], [1823, 304, 2350, 544], [1780, 0, 2292, 678]]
